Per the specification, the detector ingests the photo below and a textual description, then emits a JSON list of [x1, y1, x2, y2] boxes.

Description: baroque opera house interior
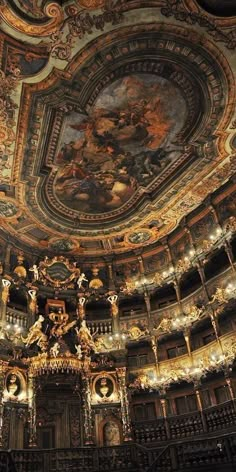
[[0, 1, 236, 471]]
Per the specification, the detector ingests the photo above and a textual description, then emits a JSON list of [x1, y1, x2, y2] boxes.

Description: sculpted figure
[[210, 287, 228, 304], [107, 294, 119, 317], [22, 315, 48, 351], [76, 320, 95, 352], [28, 289, 37, 314], [154, 317, 172, 334], [77, 296, 86, 320], [29, 264, 39, 281], [50, 342, 60, 358], [1, 279, 11, 304], [77, 272, 88, 289], [104, 421, 120, 446], [75, 344, 83, 359], [188, 305, 203, 321]]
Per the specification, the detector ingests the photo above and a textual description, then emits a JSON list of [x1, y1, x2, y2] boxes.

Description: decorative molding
[[161, 1, 236, 50]]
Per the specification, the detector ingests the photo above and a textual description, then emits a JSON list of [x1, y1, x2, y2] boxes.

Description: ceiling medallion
[[9, 23, 234, 254], [0, 200, 18, 218], [125, 228, 154, 246], [53, 74, 186, 216], [49, 238, 79, 253]]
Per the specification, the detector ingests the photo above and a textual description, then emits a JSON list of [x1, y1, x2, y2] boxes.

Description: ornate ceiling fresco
[[0, 0, 235, 257]]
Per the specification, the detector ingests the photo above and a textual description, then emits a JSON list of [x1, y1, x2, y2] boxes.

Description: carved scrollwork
[[161, 1, 236, 50], [0, 1, 64, 36]]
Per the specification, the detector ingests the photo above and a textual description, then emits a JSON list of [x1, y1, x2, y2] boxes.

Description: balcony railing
[[147, 432, 236, 471], [6, 308, 28, 329], [2, 432, 235, 472], [133, 400, 236, 445], [4, 266, 235, 333]]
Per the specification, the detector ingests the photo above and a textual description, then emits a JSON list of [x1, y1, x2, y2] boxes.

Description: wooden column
[[116, 367, 132, 442], [81, 372, 94, 445], [28, 373, 37, 448]]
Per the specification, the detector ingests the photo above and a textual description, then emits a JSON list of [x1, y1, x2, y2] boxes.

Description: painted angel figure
[[77, 272, 88, 289], [29, 264, 39, 281]]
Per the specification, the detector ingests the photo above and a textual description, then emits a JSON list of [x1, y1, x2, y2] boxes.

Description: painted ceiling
[[0, 0, 235, 257]]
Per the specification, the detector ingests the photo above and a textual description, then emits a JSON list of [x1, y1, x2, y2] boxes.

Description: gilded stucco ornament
[[50, 0, 124, 60], [37, 256, 81, 289], [22, 315, 48, 351], [0, 69, 19, 183], [0, 1, 64, 36], [129, 333, 236, 392]]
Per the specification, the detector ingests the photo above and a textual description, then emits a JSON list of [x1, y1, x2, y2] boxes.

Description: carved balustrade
[[10, 449, 43, 472], [133, 401, 236, 446], [134, 419, 167, 444], [205, 400, 236, 432], [175, 436, 232, 470], [5, 434, 236, 472], [0, 450, 16, 472], [87, 319, 112, 336], [134, 443, 160, 469], [9, 444, 156, 471], [168, 411, 204, 439], [147, 433, 236, 471], [2, 266, 235, 337], [205, 267, 234, 299], [128, 331, 236, 378], [6, 308, 28, 329]]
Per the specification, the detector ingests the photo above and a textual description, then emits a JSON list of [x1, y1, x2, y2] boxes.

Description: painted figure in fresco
[[7, 374, 19, 397], [103, 421, 120, 446], [17, 0, 45, 18], [0, 201, 17, 218], [54, 74, 186, 214]]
